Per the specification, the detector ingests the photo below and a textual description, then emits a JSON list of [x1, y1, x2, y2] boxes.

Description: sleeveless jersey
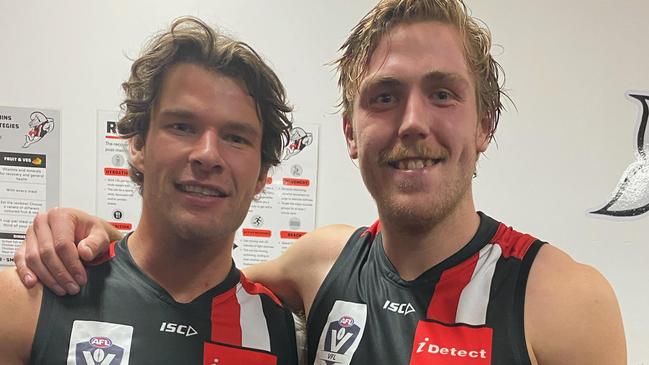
[[30, 237, 297, 365], [307, 213, 545, 365]]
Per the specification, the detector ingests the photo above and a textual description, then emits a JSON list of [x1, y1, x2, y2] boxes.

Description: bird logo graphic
[[23, 111, 55, 148], [591, 92, 649, 217]]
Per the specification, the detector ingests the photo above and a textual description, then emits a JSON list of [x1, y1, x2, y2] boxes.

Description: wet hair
[[119, 16, 292, 188], [335, 0, 505, 140]]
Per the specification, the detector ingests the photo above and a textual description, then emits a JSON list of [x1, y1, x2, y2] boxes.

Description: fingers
[[30, 211, 80, 295], [23, 223, 68, 296], [78, 224, 111, 262], [48, 210, 89, 287], [13, 240, 36, 288]]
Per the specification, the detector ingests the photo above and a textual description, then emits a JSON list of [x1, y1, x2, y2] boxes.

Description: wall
[[0, 1, 646, 363]]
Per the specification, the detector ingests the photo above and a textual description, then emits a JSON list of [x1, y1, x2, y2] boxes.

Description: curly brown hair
[[119, 16, 292, 188], [335, 0, 505, 140]]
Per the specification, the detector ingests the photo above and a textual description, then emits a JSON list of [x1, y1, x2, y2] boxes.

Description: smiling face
[[345, 21, 490, 229], [131, 63, 266, 244]]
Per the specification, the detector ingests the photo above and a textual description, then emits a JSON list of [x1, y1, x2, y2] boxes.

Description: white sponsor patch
[[67, 320, 133, 365], [314, 300, 367, 365]]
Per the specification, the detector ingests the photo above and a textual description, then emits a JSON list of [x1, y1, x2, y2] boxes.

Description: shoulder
[[0, 268, 43, 364], [525, 244, 626, 365], [244, 224, 357, 314]]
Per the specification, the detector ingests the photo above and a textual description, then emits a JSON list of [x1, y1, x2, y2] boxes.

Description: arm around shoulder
[[525, 245, 626, 365], [0, 268, 42, 365], [244, 224, 356, 314]]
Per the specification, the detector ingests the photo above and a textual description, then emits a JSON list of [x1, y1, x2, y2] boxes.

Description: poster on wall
[[233, 124, 319, 268], [96, 110, 141, 232], [0, 106, 61, 266]]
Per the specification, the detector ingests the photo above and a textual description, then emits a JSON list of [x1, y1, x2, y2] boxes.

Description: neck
[[128, 216, 234, 303], [379, 195, 481, 281]]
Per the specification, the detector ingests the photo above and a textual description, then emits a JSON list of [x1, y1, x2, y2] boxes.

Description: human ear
[[254, 166, 269, 195], [343, 117, 358, 159], [128, 135, 146, 173], [476, 115, 492, 153]]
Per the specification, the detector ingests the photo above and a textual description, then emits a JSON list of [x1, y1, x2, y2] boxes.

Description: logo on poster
[[23, 111, 55, 148]]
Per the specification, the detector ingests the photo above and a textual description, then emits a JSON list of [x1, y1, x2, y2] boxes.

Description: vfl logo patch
[[409, 320, 492, 365], [67, 320, 133, 365], [315, 301, 367, 365]]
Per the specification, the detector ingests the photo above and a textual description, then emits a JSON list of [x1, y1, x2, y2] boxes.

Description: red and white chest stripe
[[426, 223, 536, 325], [210, 275, 281, 351]]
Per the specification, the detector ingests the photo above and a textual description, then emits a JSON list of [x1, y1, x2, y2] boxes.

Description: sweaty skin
[[13, 19, 626, 365]]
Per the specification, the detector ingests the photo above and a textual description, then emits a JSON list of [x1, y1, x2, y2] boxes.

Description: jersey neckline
[[374, 212, 500, 287], [113, 234, 241, 306]]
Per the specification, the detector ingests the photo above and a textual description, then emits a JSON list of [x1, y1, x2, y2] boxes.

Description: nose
[[189, 129, 224, 172], [398, 90, 432, 143]]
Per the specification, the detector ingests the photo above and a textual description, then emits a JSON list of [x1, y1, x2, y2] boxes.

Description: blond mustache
[[379, 143, 449, 165]]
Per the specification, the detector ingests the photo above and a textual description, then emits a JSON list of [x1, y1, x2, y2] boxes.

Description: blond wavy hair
[[335, 0, 505, 139], [119, 17, 292, 189]]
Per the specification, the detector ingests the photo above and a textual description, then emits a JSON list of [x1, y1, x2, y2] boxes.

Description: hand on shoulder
[[525, 245, 626, 365]]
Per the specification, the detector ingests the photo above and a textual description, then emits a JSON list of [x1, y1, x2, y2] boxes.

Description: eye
[[225, 134, 250, 146], [368, 92, 399, 110], [431, 90, 456, 104], [168, 122, 194, 135]]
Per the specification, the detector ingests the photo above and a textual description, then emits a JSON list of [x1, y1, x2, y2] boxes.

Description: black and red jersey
[[307, 213, 544, 365], [30, 236, 297, 365]]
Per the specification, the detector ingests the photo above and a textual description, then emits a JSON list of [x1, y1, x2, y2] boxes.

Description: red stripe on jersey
[[491, 223, 537, 259], [87, 241, 118, 266], [426, 252, 480, 323], [210, 286, 242, 346], [361, 220, 381, 238], [240, 272, 282, 307]]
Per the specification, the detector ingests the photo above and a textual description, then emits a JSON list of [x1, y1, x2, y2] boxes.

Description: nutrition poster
[[0, 106, 61, 266]]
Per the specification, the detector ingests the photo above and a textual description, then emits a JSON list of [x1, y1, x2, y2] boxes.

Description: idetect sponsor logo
[[382, 300, 415, 315], [410, 320, 492, 365], [415, 337, 487, 359]]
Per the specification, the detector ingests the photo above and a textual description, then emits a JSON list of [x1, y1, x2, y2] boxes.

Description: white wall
[[1, 1, 647, 363]]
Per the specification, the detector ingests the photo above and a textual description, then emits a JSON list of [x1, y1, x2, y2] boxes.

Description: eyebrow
[[158, 108, 261, 137], [360, 70, 471, 94]]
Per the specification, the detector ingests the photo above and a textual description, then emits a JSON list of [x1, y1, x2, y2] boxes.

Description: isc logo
[[159, 322, 198, 337], [383, 300, 416, 315]]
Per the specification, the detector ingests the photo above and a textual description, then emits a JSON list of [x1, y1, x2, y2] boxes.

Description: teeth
[[394, 159, 437, 170], [180, 184, 225, 197]]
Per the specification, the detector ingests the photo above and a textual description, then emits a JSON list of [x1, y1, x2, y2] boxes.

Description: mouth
[[387, 158, 443, 170], [175, 183, 228, 198]]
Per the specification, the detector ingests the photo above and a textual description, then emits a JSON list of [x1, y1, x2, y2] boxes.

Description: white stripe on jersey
[[236, 282, 271, 351], [455, 243, 502, 325]]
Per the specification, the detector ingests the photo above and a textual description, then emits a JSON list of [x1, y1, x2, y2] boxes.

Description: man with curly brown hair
[[0, 17, 297, 365]]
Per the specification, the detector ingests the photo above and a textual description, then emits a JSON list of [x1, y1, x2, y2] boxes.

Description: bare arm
[[525, 245, 626, 365], [0, 268, 42, 364], [243, 224, 355, 315], [14, 207, 121, 295]]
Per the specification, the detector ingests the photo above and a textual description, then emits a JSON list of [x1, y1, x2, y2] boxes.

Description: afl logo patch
[[89, 337, 112, 349], [314, 301, 367, 365], [67, 320, 133, 365]]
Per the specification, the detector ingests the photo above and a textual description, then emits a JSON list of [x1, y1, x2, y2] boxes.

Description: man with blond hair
[[14, 1, 626, 364]]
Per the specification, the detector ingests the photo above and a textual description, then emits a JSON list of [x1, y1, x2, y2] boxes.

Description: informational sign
[[0, 106, 60, 266], [233, 125, 319, 267], [95, 111, 141, 232]]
